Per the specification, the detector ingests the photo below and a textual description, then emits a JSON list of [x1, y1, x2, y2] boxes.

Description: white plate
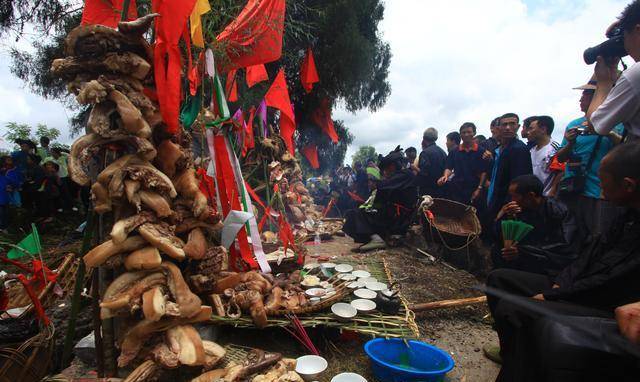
[[305, 288, 326, 298], [358, 277, 377, 284], [351, 270, 371, 278], [335, 264, 354, 273], [350, 299, 377, 312], [321, 262, 336, 269], [365, 282, 387, 291], [353, 288, 377, 299], [331, 372, 367, 382], [338, 274, 357, 281], [331, 302, 357, 319], [347, 281, 365, 289]]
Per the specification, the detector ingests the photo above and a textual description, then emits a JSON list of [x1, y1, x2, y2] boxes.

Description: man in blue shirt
[[556, 80, 624, 237]]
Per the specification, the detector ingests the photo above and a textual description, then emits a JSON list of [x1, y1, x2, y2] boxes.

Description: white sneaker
[[72, 207, 78, 212], [57, 208, 63, 213]]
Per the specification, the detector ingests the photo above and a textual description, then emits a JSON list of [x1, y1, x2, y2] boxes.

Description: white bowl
[[365, 282, 387, 291], [358, 277, 377, 284], [338, 274, 357, 281], [331, 372, 367, 382], [331, 302, 357, 320], [353, 288, 377, 299], [350, 299, 376, 312], [305, 288, 326, 298], [347, 281, 365, 289], [321, 262, 336, 269], [335, 264, 354, 273], [296, 355, 328, 381], [351, 270, 371, 278], [303, 263, 320, 270]]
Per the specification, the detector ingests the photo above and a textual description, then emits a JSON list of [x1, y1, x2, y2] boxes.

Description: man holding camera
[[556, 79, 624, 238], [587, 0, 640, 140]]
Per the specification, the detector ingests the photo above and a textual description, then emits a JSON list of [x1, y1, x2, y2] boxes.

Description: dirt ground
[[309, 234, 500, 382]]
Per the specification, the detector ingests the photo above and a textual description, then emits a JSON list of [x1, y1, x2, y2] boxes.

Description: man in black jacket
[[416, 127, 447, 198], [492, 175, 581, 276], [487, 113, 533, 221], [485, 142, 640, 381], [343, 147, 417, 252]]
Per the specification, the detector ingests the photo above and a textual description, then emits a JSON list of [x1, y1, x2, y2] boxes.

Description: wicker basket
[[422, 198, 482, 250], [0, 317, 55, 382]]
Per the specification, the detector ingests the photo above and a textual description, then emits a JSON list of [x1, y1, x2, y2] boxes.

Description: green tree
[[2, 122, 62, 149], [351, 145, 377, 167]]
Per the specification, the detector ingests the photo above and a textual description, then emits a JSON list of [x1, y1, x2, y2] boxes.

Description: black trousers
[[487, 269, 640, 382]]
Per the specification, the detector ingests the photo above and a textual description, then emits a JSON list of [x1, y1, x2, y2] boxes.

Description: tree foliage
[[351, 145, 377, 167], [2, 122, 62, 149]]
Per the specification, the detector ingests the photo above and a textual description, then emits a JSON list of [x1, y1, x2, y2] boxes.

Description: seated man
[[343, 147, 417, 251], [485, 142, 640, 382], [492, 175, 581, 275]]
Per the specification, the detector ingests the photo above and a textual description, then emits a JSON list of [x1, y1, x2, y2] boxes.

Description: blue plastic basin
[[364, 338, 455, 382]]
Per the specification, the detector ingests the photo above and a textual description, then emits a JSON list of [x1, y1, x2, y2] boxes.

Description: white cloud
[[338, 0, 629, 161]]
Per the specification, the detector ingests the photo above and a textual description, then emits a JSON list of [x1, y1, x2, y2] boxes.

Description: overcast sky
[[0, 0, 631, 159]]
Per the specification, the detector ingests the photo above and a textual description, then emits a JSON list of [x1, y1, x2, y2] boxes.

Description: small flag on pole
[[7, 225, 41, 259]]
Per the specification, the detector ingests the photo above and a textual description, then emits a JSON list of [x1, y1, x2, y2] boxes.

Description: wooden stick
[[409, 296, 487, 312]]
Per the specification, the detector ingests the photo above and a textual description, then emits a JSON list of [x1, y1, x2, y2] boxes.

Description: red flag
[[153, 0, 198, 134], [216, 0, 285, 70], [242, 106, 256, 156], [300, 48, 320, 93], [311, 98, 338, 143], [81, 0, 138, 27], [246, 64, 269, 88], [301, 144, 320, 169], [225, 69, 239, 102], [265, 69, 296, 155]]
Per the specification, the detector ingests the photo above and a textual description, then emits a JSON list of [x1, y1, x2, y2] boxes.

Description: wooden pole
[[409, 296, 487, 312], [61, 211, 95, 367]]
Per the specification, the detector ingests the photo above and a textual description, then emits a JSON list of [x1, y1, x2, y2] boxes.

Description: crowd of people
[[0, 136, 84, 233], [337, 1, 640, 380]]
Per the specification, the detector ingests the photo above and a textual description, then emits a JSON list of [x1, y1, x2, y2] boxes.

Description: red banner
[[81, 0, 138, 27], [265, 69, 296, 155], [301, 48, 319, 93], [301, 144, 320, 169], [312, 98, 339, 144], [246, 64, 269, 88]]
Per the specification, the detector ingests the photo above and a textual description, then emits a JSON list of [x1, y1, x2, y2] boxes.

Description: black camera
[[583, 27, 628, 65], [575, 127, 591, 135]]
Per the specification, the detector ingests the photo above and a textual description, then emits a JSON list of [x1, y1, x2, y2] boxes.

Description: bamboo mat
[[208, 257, 420, 339]]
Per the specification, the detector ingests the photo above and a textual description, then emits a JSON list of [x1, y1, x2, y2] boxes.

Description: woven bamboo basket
[[422, 198, 481, 250], [0, 316, 55, 382], [266, 274, 349, 316]]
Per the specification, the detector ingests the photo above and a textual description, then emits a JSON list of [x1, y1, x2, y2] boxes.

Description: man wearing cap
[[587, 1, 640, 140], [343, 147, 417, 252], [556, 78, 625, 238], [416, 127, 447, 198]]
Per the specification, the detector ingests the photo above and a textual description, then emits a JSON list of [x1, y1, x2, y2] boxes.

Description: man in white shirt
[[528, 116, 562, 197], [588, 1, 640, 140]]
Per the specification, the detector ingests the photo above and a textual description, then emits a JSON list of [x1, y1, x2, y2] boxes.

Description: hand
[[552, 283, 560, 289], [532, 294, 545, 301], [564, 128, 579, 143], [499, 201, 521, 218], [501, 245, 518, 261], [594, 55, 619, 84], [482, 150, 493, 160], [581, 120, 596, 135], [437, 175, 448, 186], [471, 188, 481, 201], [615, 301, 640, 344]]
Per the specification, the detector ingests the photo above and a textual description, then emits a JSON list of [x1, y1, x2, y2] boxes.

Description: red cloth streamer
[[225, 69, 239, 102], [311, 98, 339, 143], [300, 48, 320, 93], [153, 0, 197, 134], [17, 274, 50, 325], [246, 64, 269, 88], [347, 191, 365, 203], [216, 0, 285, 70], [322, 198, 335, 218], [81, 0, 137, 27], [189, 52, 204, 97], [242, 106, 256, 157], [196, 167, 216, 205], [278, 214, 299, 264], [212, 135, 256, 270], [265, 69, 296, 155], [245, 181, 277, 231], [301, 144, 320, 169]]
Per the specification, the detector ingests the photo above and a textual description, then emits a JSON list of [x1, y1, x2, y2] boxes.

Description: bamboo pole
[[61, 211, 95, 367], [409, 296, 487, 312]]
